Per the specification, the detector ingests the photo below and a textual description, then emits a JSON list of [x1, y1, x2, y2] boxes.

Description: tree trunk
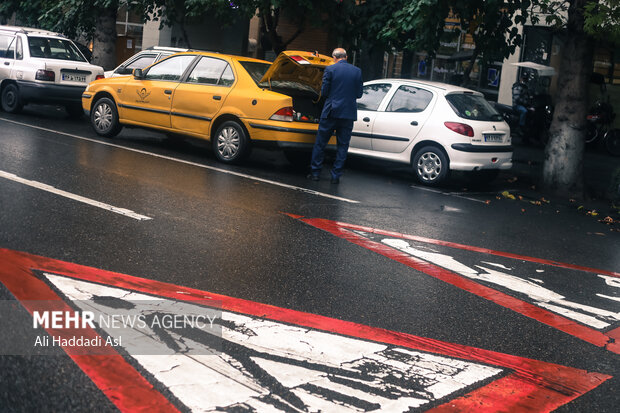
[[91, 6, 117, 71], [542, 0, 593, 198]]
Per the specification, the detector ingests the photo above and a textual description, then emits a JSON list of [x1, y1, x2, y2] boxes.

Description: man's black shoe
[[330, 177, 340, 184], [306, 173, 320, 181]]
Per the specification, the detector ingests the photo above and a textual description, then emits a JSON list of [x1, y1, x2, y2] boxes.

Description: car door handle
[[3, 62, 9, 66], [164, 89, 172, 95], [213, 95, 222, 100], [363, 117, 370, 122], [410, 121, 418, 126]]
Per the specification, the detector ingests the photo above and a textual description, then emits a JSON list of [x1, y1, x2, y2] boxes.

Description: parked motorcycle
[[493, 94, 553, 145], [586, 99, 620, 156]]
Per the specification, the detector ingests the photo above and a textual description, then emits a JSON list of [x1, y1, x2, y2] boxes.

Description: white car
[[0, 25, 104, 117], [349, 79, 512, 185], [105, 46, 189, 78]]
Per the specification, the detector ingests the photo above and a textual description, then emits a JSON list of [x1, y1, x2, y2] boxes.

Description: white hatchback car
[[0, 26, 104, 117], [349, 79, 512, 185]]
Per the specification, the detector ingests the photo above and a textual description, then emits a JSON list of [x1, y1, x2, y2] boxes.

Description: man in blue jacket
[[308, 48, 363, 184]]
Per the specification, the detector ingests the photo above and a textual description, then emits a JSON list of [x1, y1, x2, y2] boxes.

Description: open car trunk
[[259, 51, 333, 123]]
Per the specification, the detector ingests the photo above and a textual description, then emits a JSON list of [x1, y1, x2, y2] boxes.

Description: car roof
[[169, 50, 271, 65], [0, 25, 66, 38], [366, 78, 481, 95], [144, 46, 190, 53]]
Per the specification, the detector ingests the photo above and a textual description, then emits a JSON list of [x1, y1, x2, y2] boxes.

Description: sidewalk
[[504, 141, 619, 216]]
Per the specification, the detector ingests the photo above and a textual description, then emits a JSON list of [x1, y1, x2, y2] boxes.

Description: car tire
[[212, 121, 250, 164], [412, 146, 449, 185], [1, 83, 24, 114], [91, 97, 122, 138], [65, 103, 84, 119]]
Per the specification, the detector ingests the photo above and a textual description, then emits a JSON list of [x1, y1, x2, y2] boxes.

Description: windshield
[[238, 61, 270, 85], [28, 37, 87, 62], [445, 93, 503, 122]]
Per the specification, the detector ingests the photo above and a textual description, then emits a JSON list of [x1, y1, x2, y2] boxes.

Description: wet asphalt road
[[0, 105, 618, 412]]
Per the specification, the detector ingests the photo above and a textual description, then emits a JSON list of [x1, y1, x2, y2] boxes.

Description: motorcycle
[[493, 94, 553, 145], [586, 99, 620, 156]]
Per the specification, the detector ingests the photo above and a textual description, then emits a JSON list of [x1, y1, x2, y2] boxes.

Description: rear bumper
[[448, 145, 513, 171], [17, 80, 86, 105]]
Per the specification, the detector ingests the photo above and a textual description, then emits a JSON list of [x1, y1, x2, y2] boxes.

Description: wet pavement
[[0, 105, 618, 412]]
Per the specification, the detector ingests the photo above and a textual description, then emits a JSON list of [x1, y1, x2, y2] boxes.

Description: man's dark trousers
[[310, 118, 354, 180]]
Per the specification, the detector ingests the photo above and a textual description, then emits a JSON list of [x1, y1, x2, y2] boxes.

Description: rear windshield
[[445, 93, 503, 121], [238, 61, 270, 85], [28, 36, 86, 62]]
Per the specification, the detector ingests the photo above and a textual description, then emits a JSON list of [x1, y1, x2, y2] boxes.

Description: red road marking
[[284, 215, 620, 354], [0, 248, 612, 412]]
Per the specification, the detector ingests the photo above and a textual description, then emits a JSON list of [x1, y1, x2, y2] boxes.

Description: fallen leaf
[[485, 200, 491, 205], [595, 232, 606, 236], [501, 191, 516, 200], [508, 177, 518, 183], [569, 199, 576, 203], [521, 208, 526, 213]]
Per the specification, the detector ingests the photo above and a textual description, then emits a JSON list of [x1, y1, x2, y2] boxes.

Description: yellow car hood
[[260, 50, 333, 95]]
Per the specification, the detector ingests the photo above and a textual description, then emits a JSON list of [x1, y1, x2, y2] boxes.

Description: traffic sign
[[0, 248, 612, 412]]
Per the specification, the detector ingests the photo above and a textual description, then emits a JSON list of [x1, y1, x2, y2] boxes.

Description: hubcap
[[416, 152, 442, 182], [94, 103, 113, 131], [217, 127, 240, 160], [4, 89, 16, 107]]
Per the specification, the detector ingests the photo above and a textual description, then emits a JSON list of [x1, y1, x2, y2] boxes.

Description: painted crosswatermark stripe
[[0, 248, 612, 412], [285, 214, 620, 354], [0, 117, 359, 204], [0, 170, 152, 221]]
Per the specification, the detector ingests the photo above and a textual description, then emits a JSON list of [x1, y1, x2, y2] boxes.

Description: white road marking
[[0, 117, 359, 204], [382, 238, 620, 330], [0, 170, 151, 221], [45, 272, 504, 412]]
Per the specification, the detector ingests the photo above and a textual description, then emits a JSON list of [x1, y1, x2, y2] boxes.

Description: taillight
[[444, 122, 474, 137], [95, 74, 105, 80], [35, 69, 55, 81], [270, 107, 294, 122]]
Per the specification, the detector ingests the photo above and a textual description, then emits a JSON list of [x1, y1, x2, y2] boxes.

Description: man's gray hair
[[332, 48, 347, 59]]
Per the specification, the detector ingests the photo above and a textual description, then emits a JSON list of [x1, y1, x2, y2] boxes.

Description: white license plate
[[62, 73, 86, 82], [484, 134, 503, 142]]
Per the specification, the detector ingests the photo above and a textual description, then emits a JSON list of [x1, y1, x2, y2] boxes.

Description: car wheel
[[412, 146, 448, 185], [91, 97, 122, 138], [65, 103, 84, 119], [1, 83, 24, 114], [213, 121, 250, 164]]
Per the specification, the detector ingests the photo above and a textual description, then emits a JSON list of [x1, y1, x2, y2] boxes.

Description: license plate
[[484, 134, 503, 142], [62, 73, 87, 82]]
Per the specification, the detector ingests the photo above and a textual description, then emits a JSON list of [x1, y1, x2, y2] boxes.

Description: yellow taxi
[[82, 50, 334, 163]]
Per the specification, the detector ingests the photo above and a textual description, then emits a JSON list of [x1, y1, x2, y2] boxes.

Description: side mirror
[[117, 66, 132, 75], [133, 68, 144, 79]]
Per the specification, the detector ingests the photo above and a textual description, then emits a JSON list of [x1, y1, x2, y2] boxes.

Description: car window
[[386, 85, 433, 113], [357, 83, 391, 111], [186, 57, 232, 86], [0, 34, 15, 59], [5, 36, 16, 59], [445, 93, 504, 121], [144, 55, 195, 81], [156, 53, 173, 62], [239, 61, 270, 85], [125, 55, 157, 70], [27, 37, 86, 61]]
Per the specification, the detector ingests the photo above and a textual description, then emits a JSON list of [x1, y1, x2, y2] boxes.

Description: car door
[[371, 84, 436, 153], [352, 83, 393, 150], [118, 54, 196, 128], [0, 33, 16, 80], [171, 56, 235, 136]]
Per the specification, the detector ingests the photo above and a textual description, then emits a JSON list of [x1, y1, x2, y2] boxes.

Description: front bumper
[[17, 80, 86, 105]]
